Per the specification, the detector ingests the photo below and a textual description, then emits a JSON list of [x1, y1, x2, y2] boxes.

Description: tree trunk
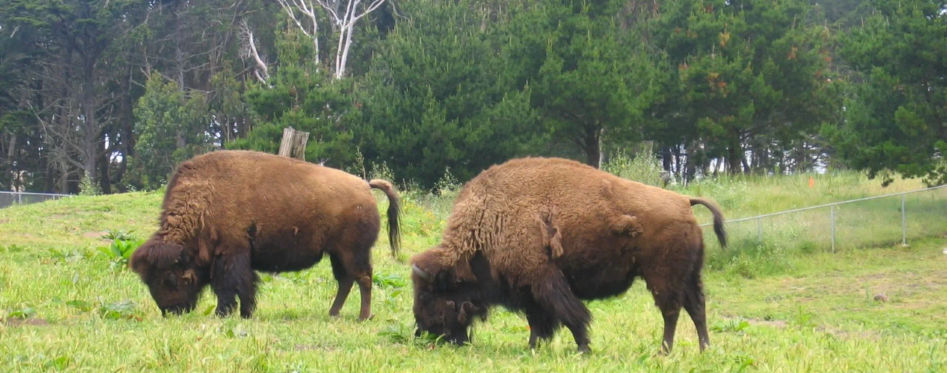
[[581, 126, 601, 168]]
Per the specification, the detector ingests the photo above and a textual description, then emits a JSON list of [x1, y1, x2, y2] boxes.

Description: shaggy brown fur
[[411, 157, 725, 353], [130, 150, 400, 320]]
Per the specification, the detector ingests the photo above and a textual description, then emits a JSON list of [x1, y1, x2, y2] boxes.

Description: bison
[[130, 150, 400, 320], [411, 157, 725, 353]]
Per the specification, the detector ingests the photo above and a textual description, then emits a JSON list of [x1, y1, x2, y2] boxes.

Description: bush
[[602, 150, 666, 187]]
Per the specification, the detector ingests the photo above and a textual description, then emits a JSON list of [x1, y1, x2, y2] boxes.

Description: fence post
[[278, 127, 310, 160], [901, 194, 907, 246], [830, 205, 836, 252]]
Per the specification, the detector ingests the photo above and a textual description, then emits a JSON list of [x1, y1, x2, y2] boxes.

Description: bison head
[[130, 236, 207, 316], [411, 248, 486, 345]]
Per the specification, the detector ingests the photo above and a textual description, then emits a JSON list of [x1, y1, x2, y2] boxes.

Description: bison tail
[[369, 179, 401, 257], [689, 198, 727, 248]]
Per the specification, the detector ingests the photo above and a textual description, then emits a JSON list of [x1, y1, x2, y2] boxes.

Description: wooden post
[[278, 127, 310, 160]]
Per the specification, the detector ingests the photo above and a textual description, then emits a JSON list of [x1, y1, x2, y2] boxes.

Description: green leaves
[[96, 230, 144, 268], [833, 0, 947, 185], [98, 300, 141, 321]]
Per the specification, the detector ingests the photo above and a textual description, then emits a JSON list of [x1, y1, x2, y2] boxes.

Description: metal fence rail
[[0, 191, 72, 209], [702, 185, 947, 252]]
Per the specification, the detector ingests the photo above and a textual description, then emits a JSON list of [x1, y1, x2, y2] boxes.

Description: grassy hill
[[0, 172, 944, 371]]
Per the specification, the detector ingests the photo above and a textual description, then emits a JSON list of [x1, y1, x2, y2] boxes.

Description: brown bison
[[411, 157, 725, 353], [130, 150, 400, 320]]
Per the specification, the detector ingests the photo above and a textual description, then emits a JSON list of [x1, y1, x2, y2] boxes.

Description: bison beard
[[130, 150, 401, 320], [411, 157, 726, 353]]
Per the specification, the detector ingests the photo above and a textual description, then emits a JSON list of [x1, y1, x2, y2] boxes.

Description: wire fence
[[0, 191, 73, 209], [702, 185, 947, 252]]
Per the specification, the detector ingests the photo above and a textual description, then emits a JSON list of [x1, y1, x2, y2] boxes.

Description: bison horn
[[412, 264, 432, 281]]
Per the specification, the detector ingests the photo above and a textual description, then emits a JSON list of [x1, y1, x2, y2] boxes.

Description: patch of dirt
[[816, 325, 881, 340], [2, 317, 50, 326], [82, 231, 110, 240], [745, 317, 788, 328]]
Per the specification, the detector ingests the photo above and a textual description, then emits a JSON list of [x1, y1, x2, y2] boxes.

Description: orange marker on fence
[[808, 176, 815, 188]]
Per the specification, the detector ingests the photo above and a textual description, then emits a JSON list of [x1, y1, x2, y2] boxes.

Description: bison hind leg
[[682, 266, 709, 351], [644, 271, 685, 354], [530, 268, 591, 352], [328, 249, 374, 321]]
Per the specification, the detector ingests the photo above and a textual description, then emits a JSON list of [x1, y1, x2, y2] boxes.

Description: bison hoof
[[358, 313, 375, 322], [577, 344, 590, 354]]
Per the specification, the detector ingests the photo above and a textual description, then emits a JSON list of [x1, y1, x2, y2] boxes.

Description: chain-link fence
[[702, 185, 947, 252], [0, 191, 72, 209]]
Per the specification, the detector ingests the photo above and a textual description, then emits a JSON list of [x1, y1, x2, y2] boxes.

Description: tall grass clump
[[602, 150, 666, 187]]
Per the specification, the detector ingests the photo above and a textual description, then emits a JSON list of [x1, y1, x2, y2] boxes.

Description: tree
[[525, 0, 656, 167], [232, 27, 363, 167], [275, 0, 386, 79], [125, 74, 212, 190], [0, 0, 149, 193], [646, 0, 839, 179], [826, 0, 947, 185], [0, 21, 44, 191], [356, 0, 543, 187]]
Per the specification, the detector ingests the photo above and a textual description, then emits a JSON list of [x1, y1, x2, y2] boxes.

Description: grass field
[[1, 172, 945, 371]]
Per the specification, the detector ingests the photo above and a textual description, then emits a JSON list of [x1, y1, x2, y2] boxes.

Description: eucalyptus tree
[[0, 0, 149, 192], [274, 0, 388, 79]]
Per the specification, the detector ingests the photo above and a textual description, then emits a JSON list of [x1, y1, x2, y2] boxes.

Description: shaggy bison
[[411, 157, 725, 353], [130, 150, 400, 320]]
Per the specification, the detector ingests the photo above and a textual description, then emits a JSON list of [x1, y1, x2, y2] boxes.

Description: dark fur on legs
[[212, 251, 258, 318], [530, 268, 591, 352], [526, 304, 560, 349], [682, 262, 709, 351]]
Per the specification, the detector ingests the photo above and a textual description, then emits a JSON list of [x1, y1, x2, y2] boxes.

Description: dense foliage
[[0, 0, 944, 192]]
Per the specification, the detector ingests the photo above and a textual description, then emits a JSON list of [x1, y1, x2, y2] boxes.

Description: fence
[[0, 191, 72, 209], [702, 185, 947, 252]]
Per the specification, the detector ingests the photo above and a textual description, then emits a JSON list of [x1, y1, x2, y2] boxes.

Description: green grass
[[1, 173, 945, 371]]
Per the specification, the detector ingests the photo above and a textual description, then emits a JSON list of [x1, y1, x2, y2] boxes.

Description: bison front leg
[[525, 306, 559, 349], [211, 251, 258, 318], [530, 267, 591, 352]]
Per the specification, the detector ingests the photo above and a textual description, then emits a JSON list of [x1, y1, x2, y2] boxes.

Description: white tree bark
[[274, 0, 385, 79], [317, 0, 386, 79], [275, 0, 321, 66], [240, 20, 270, 85]]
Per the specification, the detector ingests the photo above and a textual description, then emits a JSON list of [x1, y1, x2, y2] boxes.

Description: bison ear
[[181, 269, 197, 286], [457, 301, 482, 324]]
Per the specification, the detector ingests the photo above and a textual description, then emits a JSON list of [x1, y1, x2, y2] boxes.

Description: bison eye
[[163, 274, 178, 288]]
